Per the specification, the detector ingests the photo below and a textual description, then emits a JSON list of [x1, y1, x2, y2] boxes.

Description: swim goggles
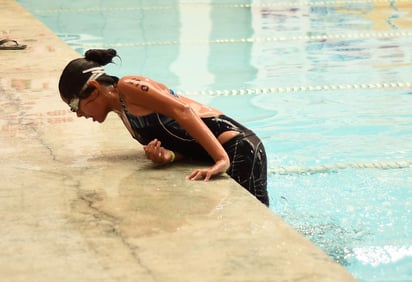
[[68, 66, 105, 112]]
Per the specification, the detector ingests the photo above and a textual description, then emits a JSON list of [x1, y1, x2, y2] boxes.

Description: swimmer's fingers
[[187, 168, 213, 182], [187, 169, 205, 181], [144, 139, 168, 163], [143, 139, 159, 153]]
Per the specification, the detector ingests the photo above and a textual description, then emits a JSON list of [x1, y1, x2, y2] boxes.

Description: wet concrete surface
[[0, 1, 355, 281]]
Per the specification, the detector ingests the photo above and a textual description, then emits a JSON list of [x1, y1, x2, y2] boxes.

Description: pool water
[[18, 0, 412, 280]]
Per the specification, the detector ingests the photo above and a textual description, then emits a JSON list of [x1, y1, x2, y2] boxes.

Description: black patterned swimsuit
[[120, 90, 269, 206]]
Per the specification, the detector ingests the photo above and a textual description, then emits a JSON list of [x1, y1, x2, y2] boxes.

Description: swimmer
[[58, 49, 269, 206]]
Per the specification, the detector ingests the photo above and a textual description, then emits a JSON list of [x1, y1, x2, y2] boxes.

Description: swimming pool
[[18, 0, 412, 280]]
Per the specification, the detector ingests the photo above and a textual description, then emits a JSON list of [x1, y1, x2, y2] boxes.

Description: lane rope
[[71, 30, 412, 48], [269, 160, 412, 175], [32, 0, 412, 14], [179, 82, 412, 96]]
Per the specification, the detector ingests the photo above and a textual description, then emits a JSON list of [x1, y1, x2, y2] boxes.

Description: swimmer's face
[[64, 81, 111, 123]]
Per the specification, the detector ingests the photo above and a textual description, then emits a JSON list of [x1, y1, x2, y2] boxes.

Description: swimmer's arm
[[118, 77, 230, 180]]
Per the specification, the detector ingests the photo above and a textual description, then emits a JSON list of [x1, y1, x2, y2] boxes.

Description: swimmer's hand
[[187, 159, 229, 182], [143, 139, 175, 164], [144, 139, 229, 181]]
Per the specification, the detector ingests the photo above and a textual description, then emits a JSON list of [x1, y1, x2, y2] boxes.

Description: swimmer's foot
[[0, 39, 27, 50]]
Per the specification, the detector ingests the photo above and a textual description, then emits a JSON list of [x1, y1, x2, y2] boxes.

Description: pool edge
[[0, 1, 356, 281]]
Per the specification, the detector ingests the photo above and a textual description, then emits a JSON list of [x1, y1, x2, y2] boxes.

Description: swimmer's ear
[[87, 80, 100, 89], [84, 80, 100, 96]]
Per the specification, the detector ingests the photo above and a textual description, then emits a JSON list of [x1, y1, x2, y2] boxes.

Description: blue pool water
[[18, 0, 412, 280]]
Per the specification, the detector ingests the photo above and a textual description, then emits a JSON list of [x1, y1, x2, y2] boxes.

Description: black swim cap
[[58, 49, 118, 100], [58, 58, 100, 100]]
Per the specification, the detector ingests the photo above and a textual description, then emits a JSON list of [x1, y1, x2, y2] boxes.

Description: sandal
[[0, 39, 27, 50]]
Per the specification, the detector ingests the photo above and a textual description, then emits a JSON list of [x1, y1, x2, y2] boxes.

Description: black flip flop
[[0, 39, 27, 50]]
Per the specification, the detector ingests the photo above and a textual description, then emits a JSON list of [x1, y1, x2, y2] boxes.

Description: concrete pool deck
[[0, 1, 355, 281]]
